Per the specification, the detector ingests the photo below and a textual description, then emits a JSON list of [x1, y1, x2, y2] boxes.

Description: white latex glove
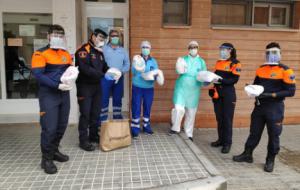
[[58, 83, 72, 91], [60, 66, 79, 85], [176, 57, 187, 74], [156, 69, 164, 86], [132, 55, 146, 72], [142, 69, 159, 81]]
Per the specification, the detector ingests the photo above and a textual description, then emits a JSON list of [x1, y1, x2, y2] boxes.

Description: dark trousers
[[39, 88, 70, 158], [213, 93, 236, 146], [245, 102, 284, 156], [77, 83, 102, 143]]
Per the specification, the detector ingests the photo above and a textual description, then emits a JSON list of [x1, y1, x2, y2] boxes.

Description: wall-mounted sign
[[33, 39, 48, 51], [7, 38, 23, 46], [19, 25, 35, 36]]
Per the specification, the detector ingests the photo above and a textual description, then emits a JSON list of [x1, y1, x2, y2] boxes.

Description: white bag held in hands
[[196, 71, 222, 83], [244, 85, 264, 98], [60, 66, 79, 85], [141, 69, 159, 81], [107, 67, 122, 82], [156, 69, 164, 86], [132, 55, 146, 72], [176, 57, 187, 74]]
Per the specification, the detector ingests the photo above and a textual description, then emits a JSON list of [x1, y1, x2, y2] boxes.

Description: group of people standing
[[31, 24, 296, 175]]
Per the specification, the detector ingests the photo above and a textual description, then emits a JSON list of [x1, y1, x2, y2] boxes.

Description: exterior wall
[[129, 0, 300, 128]]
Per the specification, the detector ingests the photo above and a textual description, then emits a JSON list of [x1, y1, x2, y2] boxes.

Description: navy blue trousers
[[245, 102, 284, 156], [39, 87, 70, 157]]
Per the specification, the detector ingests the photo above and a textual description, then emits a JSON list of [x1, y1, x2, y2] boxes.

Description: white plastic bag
[[60, 66, 79, 85], [244, 85, 264, 98], [132, 55, 146, 72], [196, 71, 222, 83], [176, 57, 187, 74], [107, 67, 122, 83], [141, 69, 159, 81], [156, 69, 164, 86]]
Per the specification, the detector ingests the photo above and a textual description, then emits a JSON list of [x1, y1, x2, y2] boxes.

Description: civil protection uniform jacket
[[214, 59, 241, 98], [31, 45, 72, 91], [254, 63, 296, 104], [75, 41, 109, 84]]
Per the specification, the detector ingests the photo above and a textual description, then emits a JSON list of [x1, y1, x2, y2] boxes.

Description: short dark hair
[[48, 24, 65, 35], [109, 29, 119, 37], [92, 28, 107, 38], [266, 42, 280, 49]]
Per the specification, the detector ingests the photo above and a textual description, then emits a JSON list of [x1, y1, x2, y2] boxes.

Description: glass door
[[83, 1, 129, 114]]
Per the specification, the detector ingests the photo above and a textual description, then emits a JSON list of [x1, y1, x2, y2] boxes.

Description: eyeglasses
[[110, 35, 119, 38], [142, 46, 150, 49], [189, 46, 198, 50]]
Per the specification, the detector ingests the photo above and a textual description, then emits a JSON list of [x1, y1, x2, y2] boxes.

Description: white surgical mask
[[96, 41, 105, 48], [189, 49, 198, 57], [50, 37, 66, 50]]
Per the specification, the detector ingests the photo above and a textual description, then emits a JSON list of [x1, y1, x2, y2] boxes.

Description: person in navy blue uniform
[[31, 25, 72, 174], [75, 29, 109, 151], [210, 43, 241, 154], [233, 42, 296, 172]]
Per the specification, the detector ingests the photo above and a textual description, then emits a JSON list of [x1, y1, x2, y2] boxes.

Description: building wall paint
[[129, 0, 300, 128]]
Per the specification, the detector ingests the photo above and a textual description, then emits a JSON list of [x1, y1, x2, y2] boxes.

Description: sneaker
[[143, 127, 154, 135]]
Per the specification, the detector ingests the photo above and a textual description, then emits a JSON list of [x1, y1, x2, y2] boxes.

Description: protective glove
[[258, 92, 276, 99], [203, 82, 211, 86], [58, 83, 72, 91], [105, 73, 114, 81], [142, 70, 159, 81]]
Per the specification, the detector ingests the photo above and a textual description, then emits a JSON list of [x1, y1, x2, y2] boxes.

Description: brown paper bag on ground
[[99, 119, 132, 151]]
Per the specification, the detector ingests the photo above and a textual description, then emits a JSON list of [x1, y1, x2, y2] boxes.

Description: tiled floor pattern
[[193, 125, 300, 190], [0, 124, 209, 190]]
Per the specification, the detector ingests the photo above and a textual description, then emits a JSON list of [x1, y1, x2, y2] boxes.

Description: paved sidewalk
[[193, 125, 300, 190], [0, 124, 225, 190]]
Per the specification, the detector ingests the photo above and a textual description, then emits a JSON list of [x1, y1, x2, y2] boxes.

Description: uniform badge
[[225, 66, 230, 71], [91, 54, 96, 59], [62, 56, 67, 63], [290, 74, 295, 80], [236, 68, 241, 73], [79, 51, 87, 58], [270, 73, 277, 78]]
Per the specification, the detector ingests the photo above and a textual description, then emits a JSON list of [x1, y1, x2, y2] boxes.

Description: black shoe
[[264, 156, 275, 172], [211, 140, 222, 147], [41, 158, 57, 174], [188, 137, 193, 142], [168, 129, 179, 136], [233, 148, 253, 163], [53, 150, 69, 162], [79, 142, 96, 151], [89, 136, 100, 144], [221, 145, 231, 154]]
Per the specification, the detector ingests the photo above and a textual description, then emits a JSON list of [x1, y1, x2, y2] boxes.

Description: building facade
[[0, 0, 299, 128]]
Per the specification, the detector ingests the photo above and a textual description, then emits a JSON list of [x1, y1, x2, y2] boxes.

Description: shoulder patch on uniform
[[78, 51, 87, 58]]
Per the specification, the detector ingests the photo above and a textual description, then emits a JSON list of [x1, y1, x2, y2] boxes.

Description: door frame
[[0, 0, 52, 123], [82, 1, 130, 112]]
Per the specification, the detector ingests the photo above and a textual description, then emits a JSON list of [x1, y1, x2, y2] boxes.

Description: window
[[212, 0, 293, 28], [163, 0, 190, 26], [85, 0, 126, 2], [3, 13, 52, 99]]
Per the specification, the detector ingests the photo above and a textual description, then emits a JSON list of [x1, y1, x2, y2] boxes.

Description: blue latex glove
[[203, 82, 211, 86], [105, 73, 114, 81]]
